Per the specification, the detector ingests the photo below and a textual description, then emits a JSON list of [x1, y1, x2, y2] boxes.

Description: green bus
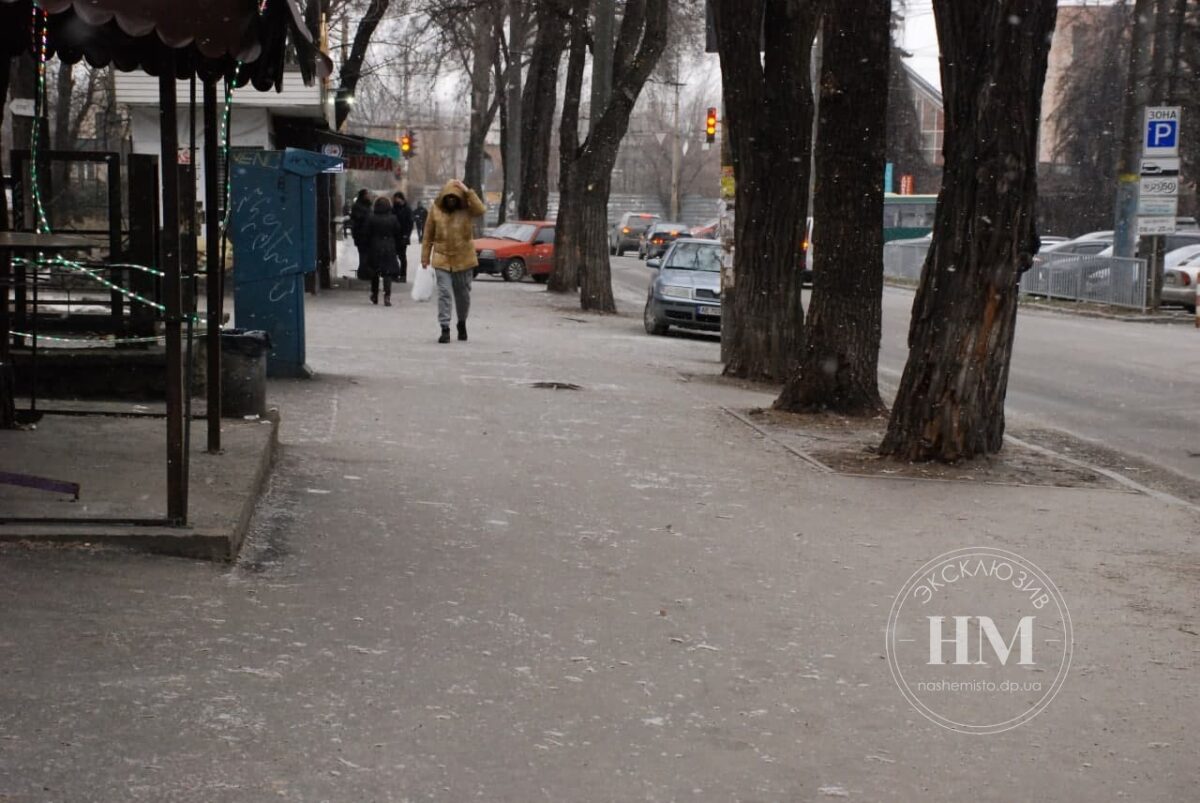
[[883, 193, 938, 242]]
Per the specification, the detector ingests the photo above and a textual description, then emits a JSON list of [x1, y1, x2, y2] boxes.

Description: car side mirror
[[646, 258, 662, 269]]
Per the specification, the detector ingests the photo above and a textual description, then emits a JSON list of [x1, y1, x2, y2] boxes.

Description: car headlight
[[479, 249, 496, 260], [660, 285, 691, 299]]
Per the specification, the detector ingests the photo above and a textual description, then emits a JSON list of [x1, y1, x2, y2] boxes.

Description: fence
[[882, 241, 1150, 311]]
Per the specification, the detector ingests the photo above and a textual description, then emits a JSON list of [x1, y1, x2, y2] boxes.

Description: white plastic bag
[[411, 265, 435, 302]]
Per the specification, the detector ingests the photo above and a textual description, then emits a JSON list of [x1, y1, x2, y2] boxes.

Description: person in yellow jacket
[[420, 179, 487, 343]]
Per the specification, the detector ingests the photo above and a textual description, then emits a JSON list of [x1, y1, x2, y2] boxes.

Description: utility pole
[[670, 52, 682, 221], [1112, 0, 1156, 261]]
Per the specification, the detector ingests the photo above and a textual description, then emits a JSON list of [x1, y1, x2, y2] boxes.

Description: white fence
[[882, 241, 1150, 310]]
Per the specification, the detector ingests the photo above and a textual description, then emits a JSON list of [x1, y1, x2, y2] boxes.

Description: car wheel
[[616, 244, 624, 257], [610, 242, 617, 256], [644, 298, 669, 336], [502, 258, 526, 282]]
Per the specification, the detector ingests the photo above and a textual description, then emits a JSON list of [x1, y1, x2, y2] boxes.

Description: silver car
[[643, 238, 723, 335], [1162, 250, 1200, 311]]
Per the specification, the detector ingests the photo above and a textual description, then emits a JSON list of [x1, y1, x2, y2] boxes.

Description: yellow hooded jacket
[[421, 180, 487, 272]]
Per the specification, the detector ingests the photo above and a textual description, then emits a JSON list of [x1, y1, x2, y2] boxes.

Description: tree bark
[[589, 0, 615, 129], [712, 0, 819, 382], [519, 0, 568, 220], [776, 0, 890, 415], [547, 0, 588, 293], [879, 0, 1058, 462]]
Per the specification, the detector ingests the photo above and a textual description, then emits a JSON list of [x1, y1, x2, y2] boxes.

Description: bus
[[882, 193, 938, 242]]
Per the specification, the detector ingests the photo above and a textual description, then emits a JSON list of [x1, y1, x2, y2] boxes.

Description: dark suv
[[638, 222, 690, 261], [610, 212, 659, 256]]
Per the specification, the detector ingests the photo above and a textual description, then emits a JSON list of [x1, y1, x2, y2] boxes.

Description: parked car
[[638, 221, 690, 260], [1162, 251, 1200, 311], [610, 212, 659, 256], [643, 238, 723, 336], [473, 221, 556, 282], [1096, 231, 1200, 259]]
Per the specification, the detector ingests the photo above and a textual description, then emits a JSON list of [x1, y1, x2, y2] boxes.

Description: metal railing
[[882, 241, 1150, 311]]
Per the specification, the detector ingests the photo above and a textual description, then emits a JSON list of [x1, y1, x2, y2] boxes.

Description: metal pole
[[670, 61, 681, 221], [202, 81, 222, 452], [159, 59, 186, 524]]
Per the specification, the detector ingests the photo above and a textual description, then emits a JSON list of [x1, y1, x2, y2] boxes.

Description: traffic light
[[400, 130, 415, 159], [705, 108, 718, 143]]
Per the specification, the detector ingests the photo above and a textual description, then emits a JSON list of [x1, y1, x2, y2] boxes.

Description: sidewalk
[[1, 275, 1197, 800]]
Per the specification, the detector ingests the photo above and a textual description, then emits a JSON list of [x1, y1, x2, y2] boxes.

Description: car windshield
[[654, 223, 688, 235], [490, 223, 537, 241], [625, 215, 657, 231], [665, 242, 723, 272]]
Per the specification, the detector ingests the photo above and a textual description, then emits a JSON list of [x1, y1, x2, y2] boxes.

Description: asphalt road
[[611, 255, 1200, 484]]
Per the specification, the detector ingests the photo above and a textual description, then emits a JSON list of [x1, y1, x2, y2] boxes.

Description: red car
[[473, 221, 556, 282]]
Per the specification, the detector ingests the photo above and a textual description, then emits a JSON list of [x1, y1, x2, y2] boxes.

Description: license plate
[[698, 305, 721, 318]]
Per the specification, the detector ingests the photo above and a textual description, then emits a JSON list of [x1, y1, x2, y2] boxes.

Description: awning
[[0, 0, 330, 90]]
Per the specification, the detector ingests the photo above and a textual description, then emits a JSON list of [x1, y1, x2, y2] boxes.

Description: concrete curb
[[722, 405, 1200, 512], [0, 413, 280, 561]]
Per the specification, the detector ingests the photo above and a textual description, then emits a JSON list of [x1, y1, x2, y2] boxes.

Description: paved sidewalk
[[1, 276, 1197, 801]]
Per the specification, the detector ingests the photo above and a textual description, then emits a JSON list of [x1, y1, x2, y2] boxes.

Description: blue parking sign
[[1144, 107, 1181, 157]]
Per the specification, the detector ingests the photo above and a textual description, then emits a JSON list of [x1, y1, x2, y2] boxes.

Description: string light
[[11, 330, 208, 345], [29, 4, 50, 234]]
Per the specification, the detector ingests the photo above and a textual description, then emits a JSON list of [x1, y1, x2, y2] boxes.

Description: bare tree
[[880, 0, 1058, 462], [548, 0, 670, 312]]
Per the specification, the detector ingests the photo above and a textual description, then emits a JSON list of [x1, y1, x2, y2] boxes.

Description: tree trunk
[[879, 0, 1058, 462], [519, 0, 567, 220], [549, 0, 670, 312], [463, 7, 500, 200], [775, 0, 890, 415], [1112, 0, 1155, 260], [547, 0, 588, 293], [712, 0, 819, 382], [589, 0, 615, 128], [501, 1, 528, 223], [52, 61, 73, 217]]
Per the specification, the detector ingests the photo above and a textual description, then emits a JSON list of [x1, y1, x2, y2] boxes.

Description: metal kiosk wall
[[229, 148, 343, 378]]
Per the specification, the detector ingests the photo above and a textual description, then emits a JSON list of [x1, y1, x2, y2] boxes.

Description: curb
[[0, 413, 280, 561]]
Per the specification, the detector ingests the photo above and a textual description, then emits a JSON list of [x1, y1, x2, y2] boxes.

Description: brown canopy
[[0, 0, 328, 90]]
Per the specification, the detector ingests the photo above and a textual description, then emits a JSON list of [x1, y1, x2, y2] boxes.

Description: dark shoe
[[384, 295, 392, 307], [457, 321, 467, 341], [370, 293, 378, 305], [438, 327, 451, 344]]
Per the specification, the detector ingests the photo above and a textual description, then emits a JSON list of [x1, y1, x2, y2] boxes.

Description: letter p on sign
[[1144, 107, 1181, 158]]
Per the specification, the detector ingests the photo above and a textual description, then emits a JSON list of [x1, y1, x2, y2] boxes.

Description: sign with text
[[1137, 216, 1176, 235], [1143, 107, 1181, 158], [1138, 195, 1178, 217]]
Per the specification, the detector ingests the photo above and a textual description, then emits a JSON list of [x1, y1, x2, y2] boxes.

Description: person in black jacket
[[391, 192, 415, 282], [412, 202, 428, 242], [349, 189, 373, 280], [363, 196, 405, 306]]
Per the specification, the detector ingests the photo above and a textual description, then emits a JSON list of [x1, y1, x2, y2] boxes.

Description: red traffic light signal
[[705, 108, 718, 143]]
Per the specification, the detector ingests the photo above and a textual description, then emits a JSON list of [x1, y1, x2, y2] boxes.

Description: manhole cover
[[529, 381, 583, 391]]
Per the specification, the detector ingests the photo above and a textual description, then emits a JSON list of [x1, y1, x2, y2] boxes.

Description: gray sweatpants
[[436, 269, 472, 327]]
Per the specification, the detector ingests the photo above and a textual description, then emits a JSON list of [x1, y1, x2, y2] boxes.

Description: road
[[611, 255, 1200, 484]]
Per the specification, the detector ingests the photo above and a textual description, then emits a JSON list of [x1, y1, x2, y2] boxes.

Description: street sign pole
[[1135, 106, 1181, 310]]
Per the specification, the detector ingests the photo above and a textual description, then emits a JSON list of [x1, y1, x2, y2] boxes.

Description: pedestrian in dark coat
[[412, 202, 428, 242], [392, 192, 415, 282], [350, 189, 373, 280], [364, 196, 405, 306]]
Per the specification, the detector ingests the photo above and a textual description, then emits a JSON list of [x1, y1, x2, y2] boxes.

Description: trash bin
[[220, 329, 270, 418]]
